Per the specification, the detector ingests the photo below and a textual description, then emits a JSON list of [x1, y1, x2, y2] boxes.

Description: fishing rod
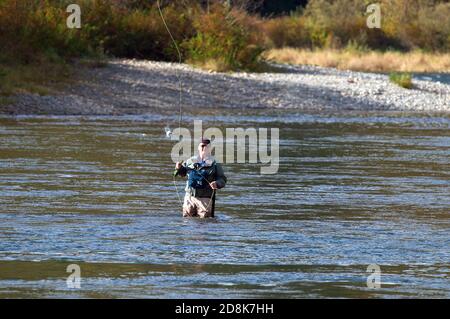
[[158, 0, 216, 215], [157, 0, 182, 131], [157, 0, 184, 206]]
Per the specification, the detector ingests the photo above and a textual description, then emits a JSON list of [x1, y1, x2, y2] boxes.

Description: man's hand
[[175, 162, 182, 170], [210, 181, 219, 190]]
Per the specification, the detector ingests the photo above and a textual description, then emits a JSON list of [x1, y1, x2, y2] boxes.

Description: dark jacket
[[175, 156, 227, 198]]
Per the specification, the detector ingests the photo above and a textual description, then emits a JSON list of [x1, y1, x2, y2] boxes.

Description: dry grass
[[188, 59, 231, 73], [264, 48, 450, 73], [0, 61, 73, 96]]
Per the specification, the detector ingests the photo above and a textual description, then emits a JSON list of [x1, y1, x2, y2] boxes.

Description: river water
[[0, 111, 449, 298]]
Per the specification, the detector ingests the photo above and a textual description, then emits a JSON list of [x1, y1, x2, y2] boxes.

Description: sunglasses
[[200, 144, 208, 148]]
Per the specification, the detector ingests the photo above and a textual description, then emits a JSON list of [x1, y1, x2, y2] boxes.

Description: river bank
[[1, 59, 449, 115]]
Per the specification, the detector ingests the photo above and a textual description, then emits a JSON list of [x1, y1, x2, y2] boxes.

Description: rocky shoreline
[[1, 59, 449, 115]]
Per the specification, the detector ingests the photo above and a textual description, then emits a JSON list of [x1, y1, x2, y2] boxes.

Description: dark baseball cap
[[200, 138, 211, 145]]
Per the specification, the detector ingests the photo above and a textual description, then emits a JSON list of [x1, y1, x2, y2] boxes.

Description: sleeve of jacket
[[214, 163, 227, 189], [175, 162, 188, 177]]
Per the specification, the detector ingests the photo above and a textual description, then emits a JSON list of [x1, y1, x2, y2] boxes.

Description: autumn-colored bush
[[0, 0, 265, 71], [0, 0, 449, 73], [262, 15, 311, 48], [382, 0, 450, 51], [260, 0, 450, 52], [183, 3, 264, 71]]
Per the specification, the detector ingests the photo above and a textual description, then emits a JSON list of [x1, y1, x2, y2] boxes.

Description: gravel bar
[[2, 59, 449, 115]]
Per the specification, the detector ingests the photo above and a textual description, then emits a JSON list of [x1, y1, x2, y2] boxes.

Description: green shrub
[[183, 4, 264, 71], [389, 72, 413, 89]]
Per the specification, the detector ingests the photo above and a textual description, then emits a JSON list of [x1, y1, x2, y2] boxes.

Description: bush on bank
[[265, 0, 450, 52], [0, 0, 449, 93], [0, 0, 264, 71]]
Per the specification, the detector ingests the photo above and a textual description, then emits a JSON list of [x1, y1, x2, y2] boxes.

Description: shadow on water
[[0, 260, 447, 298]]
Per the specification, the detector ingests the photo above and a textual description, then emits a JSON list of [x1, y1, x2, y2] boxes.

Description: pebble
[[2, 59, 449, 115]]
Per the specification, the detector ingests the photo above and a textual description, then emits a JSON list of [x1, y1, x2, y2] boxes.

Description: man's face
[[198, 143, 210, 159]]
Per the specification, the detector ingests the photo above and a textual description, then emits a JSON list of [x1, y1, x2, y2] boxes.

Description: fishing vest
[[187, 162, 216, 189]]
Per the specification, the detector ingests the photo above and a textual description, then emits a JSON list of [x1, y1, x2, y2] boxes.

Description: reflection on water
[[0, 112, 449, 298]]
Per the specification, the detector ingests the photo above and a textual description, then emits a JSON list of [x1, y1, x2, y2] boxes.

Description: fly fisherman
[[174, 138, 227, 218]]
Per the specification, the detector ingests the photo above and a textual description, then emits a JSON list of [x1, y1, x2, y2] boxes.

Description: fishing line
[[158, 1, 216, 215], [157, 0, 184, 206], [157, 0, 182, 131]]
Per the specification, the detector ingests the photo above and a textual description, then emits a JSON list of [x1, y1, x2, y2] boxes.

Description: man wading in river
[[174, 138, 227, 218]]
